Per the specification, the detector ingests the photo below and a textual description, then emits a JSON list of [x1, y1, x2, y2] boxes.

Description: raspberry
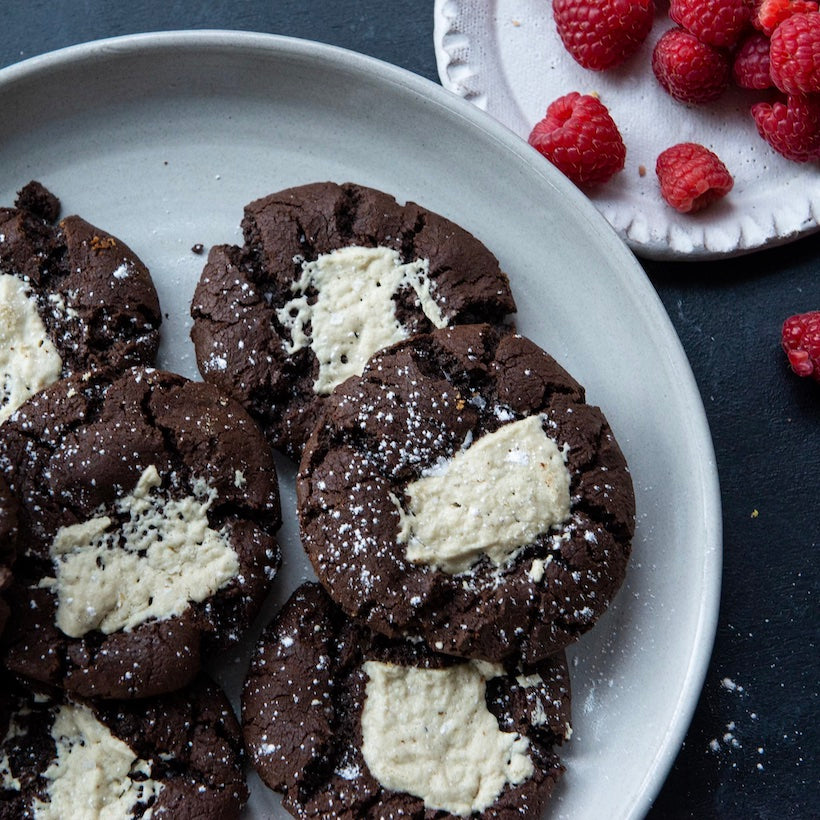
[[769, 12, 820, 94], [670, 0, 752, 49], [752, 0, 819, 36], [553, 0, 655, 71], [751, 93, 820, 161], [652, 27, 731, 103], [781, 311, 820, 381], [733, 32, 773, 88], [655, 143, 734, 213], [528, 92, 626, 186]]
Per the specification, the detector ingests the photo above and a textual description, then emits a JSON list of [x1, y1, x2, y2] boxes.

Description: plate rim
[[0, 29, 723, 819]]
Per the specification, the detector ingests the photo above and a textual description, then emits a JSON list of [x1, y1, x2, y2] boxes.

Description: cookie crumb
[[191, 243, 205, 255], [90, 235, 116, 251], [751, 508, 759, 518], [638, 164, 647, 177]]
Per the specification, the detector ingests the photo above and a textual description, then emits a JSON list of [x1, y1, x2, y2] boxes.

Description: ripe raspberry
[[769, 12, 820, 94], [751, 94, 820, 161], [553, 0, 655, 71], [655, 143, 734, 213], [670, 0, 751, 49], [752, 0, 819, 36], [652, 27, 731, 103], [528, 92, 626, 186], [733, 32, 773, 89], [781, 311, 820, 381]]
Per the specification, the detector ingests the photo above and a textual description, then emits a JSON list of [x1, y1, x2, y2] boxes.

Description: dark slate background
[[1, 2, 817, 817]]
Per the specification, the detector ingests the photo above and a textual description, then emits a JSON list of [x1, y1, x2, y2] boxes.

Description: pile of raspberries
[[528, 0, 820, 213]]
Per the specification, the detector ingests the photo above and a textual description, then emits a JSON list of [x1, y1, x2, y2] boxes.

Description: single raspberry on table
[[652, 27, 732, 103], [670, 0, 752, 49], [781, 311, 820, 381], [733, 32, 773, 89], [552, 0, 655, 71], [528, 92, 626, 186], [751, 93, 820, 161], [655, 143, 734, 213], [769, 12, 820, 94], [752, 0, 819, 36]]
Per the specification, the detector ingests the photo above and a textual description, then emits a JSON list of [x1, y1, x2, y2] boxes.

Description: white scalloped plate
[[0, 31, 721, 820], [434, 0, 820, 259]]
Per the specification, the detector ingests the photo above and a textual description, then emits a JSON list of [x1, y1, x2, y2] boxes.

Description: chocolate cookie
[[0, 477, 18, 638], [190, 181, 516, 459], [0, 367, 281, 699], [298, 324, 635, 664], [243, 583, 571, 819], [0, 673, 248, 818], [0, 181, 162, 423]]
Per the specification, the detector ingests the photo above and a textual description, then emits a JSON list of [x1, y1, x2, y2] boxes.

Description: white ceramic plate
[[0, 31, 721, 819], [434, 0, 820, 260]]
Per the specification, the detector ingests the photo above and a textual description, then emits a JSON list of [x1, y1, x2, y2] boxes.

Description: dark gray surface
[[2, 2, 818, 817]]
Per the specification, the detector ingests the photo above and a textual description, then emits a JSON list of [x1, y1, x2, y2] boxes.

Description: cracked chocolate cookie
[[190, 181, 516, 460], [0, 477, 18, 639], [0, 367, 281, 699], [243, 583, 571, 819], [0, 181, 162, 424], [0, 673, 248, 818], [298, 324, 635, 664]]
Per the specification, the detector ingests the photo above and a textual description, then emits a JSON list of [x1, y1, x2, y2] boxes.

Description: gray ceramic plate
[[0, 31, 721, 819]]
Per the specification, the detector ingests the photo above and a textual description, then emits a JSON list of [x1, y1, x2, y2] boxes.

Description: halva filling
[[0, 273, 63, 423], [394, 414, 571, 573], [42, 464, 239, 637], [276, 245, 446, 394], [32, 703, 162, 819], [360, 660, 533, 815]]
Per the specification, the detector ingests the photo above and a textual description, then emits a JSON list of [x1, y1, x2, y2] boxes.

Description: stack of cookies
[[192, 182, 636, 818], [0, 184, 278, 817], [0, 180, 635, 819]]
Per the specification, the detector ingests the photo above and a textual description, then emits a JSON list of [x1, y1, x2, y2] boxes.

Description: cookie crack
[[337, 183, 361, 241], [137, 385, 191, 487], [401, 209, 427, 262]]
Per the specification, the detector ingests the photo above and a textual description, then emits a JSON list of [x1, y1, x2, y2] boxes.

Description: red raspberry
[[528, 92, 626, 186], [781, 311, 820, 381], [751, 93, 820, 161], [652, 27, 731, 103], [769, 12, 820, 94], [733, 32, 773, 88], [670, 0, 752, 49], [752, 0, 819, 36], [655, 143, 734, 213], [553, 0, 655, 71]]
